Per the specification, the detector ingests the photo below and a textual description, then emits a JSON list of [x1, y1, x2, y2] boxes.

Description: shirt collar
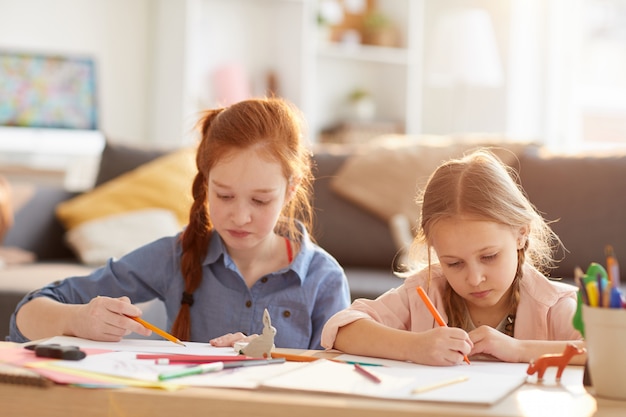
[[203, 222, 314, 285]]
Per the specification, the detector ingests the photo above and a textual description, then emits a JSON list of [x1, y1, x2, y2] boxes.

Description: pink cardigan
[[321, 264, 582, 349]]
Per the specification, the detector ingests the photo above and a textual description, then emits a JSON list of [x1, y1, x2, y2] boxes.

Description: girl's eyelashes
[[444, 253, 498, 268], [216, 193, 270, 205], [482, 253, 498, 262], [446, 260, 463, 269]]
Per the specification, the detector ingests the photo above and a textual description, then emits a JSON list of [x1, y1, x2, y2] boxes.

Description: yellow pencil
[[127, 315, 186, 347], [412, 375, 469, 394]]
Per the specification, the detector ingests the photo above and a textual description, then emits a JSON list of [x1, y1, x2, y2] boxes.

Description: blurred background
[[1, 0, 625, 172]]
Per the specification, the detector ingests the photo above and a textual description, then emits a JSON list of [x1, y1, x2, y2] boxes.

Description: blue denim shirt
[[9, 228, 350, 349]]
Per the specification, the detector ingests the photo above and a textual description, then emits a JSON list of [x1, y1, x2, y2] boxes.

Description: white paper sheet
[[38, 337, 530, 402], [260, 359, 528, 405], [49, 351, 187, 382], [48, 350, 305, 388]]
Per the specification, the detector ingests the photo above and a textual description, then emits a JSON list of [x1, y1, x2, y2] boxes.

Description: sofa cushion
[[56, 147, 197, 231], [4, 186, 79, 260], [65, 208, 181, 266], [329, 135, 530, 226], [311, 149, 398, 269], [0, 175, 12, 243], [95, 141, 171, 186]]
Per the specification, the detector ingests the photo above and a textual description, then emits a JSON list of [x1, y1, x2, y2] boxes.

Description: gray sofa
[[2, 140, 626, 340]]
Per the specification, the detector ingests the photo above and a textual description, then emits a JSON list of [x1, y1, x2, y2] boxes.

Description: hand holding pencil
[[65, 296, 155, 342], [95, 296, 185, 346], [416, 286, 471, 365], [127, 315, 186, 347]]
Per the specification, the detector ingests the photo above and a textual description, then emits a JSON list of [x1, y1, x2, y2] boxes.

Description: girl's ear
[[285, 176, 301, 203], [517, 225, 530, 249]]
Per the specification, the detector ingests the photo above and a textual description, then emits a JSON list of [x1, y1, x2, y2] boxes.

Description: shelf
[[317, 42, 409, 65]]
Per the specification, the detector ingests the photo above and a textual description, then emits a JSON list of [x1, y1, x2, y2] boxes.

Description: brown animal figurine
[[526, 343, 586, 381]]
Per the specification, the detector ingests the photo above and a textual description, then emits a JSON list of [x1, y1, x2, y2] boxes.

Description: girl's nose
[[231, 201, 251, 226], [466, 266, 486, 286]]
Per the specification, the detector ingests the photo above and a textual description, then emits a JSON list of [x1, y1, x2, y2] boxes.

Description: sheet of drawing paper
[[48, 350, 305, 388], [261, 359, 528, 405]]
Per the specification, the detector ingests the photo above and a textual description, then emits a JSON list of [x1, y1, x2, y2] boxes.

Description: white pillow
[[65, 208, 181, 266]]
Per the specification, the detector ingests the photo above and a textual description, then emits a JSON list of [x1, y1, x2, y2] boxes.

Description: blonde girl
[[322, 149, 583, 365]]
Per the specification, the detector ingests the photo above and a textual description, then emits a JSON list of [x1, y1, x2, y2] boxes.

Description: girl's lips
[[228, 230, 250, 238], [470, 290, 491, 299]]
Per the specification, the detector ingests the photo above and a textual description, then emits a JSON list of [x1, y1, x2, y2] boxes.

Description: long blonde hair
[[409, 148, 561, 330], [171, 97, 314, 341]]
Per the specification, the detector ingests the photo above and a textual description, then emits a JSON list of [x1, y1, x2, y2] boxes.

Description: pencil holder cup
[[582, 305, 626, 400]]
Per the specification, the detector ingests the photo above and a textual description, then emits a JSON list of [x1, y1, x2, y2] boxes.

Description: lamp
[[426, 8, 503, 133]]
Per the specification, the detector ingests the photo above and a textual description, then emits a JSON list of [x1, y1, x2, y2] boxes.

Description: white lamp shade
[[427, 8, 503, 88]]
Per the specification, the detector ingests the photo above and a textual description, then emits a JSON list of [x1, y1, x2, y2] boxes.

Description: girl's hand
[[410, 326, 473, 366], [468, 325, 521, 362], [70, 296, 150, 342], [210, 332, 258, 347]]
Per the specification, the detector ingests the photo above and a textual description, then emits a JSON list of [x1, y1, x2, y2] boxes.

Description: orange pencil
[[269, 352, 320, 362], [269, 352, 355, 364], [605, 244, 620, 288], [416, 286, 471, 365], [127, 315, 186, 347]]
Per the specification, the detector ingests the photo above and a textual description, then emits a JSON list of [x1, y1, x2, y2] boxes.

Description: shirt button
[[283, 310, 291, 318], [245, 300, 252, 308], [260, 277, 268, 283]]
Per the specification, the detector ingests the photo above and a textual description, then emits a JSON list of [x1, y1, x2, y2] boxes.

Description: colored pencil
[[269, 352, 321, 362], [353, 363, 381, 383], [158, 358, 285, 381], [269, 352, 382, 367], [127, 315, 186, 347], [412, 375, 469, 394], [136, 354, 255, 364], [606, 245, 621, 288], [416, 286, 471, 365], [574, 267, 589, 306]]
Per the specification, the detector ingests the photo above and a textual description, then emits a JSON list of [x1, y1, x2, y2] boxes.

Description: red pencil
[[353, 363, 381, 383], [416, 286, 471, 365], [136, 354, 255, 364]]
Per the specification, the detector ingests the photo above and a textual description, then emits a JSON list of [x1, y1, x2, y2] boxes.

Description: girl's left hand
[[468, 325, 522, 362], [209, 332, 258, 347]]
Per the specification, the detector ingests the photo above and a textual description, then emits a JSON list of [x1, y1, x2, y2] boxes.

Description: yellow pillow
[[56, 147, 197, 230]]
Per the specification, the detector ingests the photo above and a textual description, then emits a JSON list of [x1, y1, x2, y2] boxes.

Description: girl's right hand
[[69, 296, 151, 342], [410, 326, 473, 366], [210, 333, 258, 347]]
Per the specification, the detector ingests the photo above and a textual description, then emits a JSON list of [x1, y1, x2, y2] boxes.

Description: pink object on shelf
[[213, 63, 251, 106]]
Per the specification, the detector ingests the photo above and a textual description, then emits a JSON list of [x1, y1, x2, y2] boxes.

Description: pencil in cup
[[127, 315, 186, 347], [416, 286, 471, 365]]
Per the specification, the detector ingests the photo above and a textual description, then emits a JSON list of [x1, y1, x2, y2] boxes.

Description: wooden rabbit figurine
[[526, 343, 586, 381], [240, 308, 276, 358]]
